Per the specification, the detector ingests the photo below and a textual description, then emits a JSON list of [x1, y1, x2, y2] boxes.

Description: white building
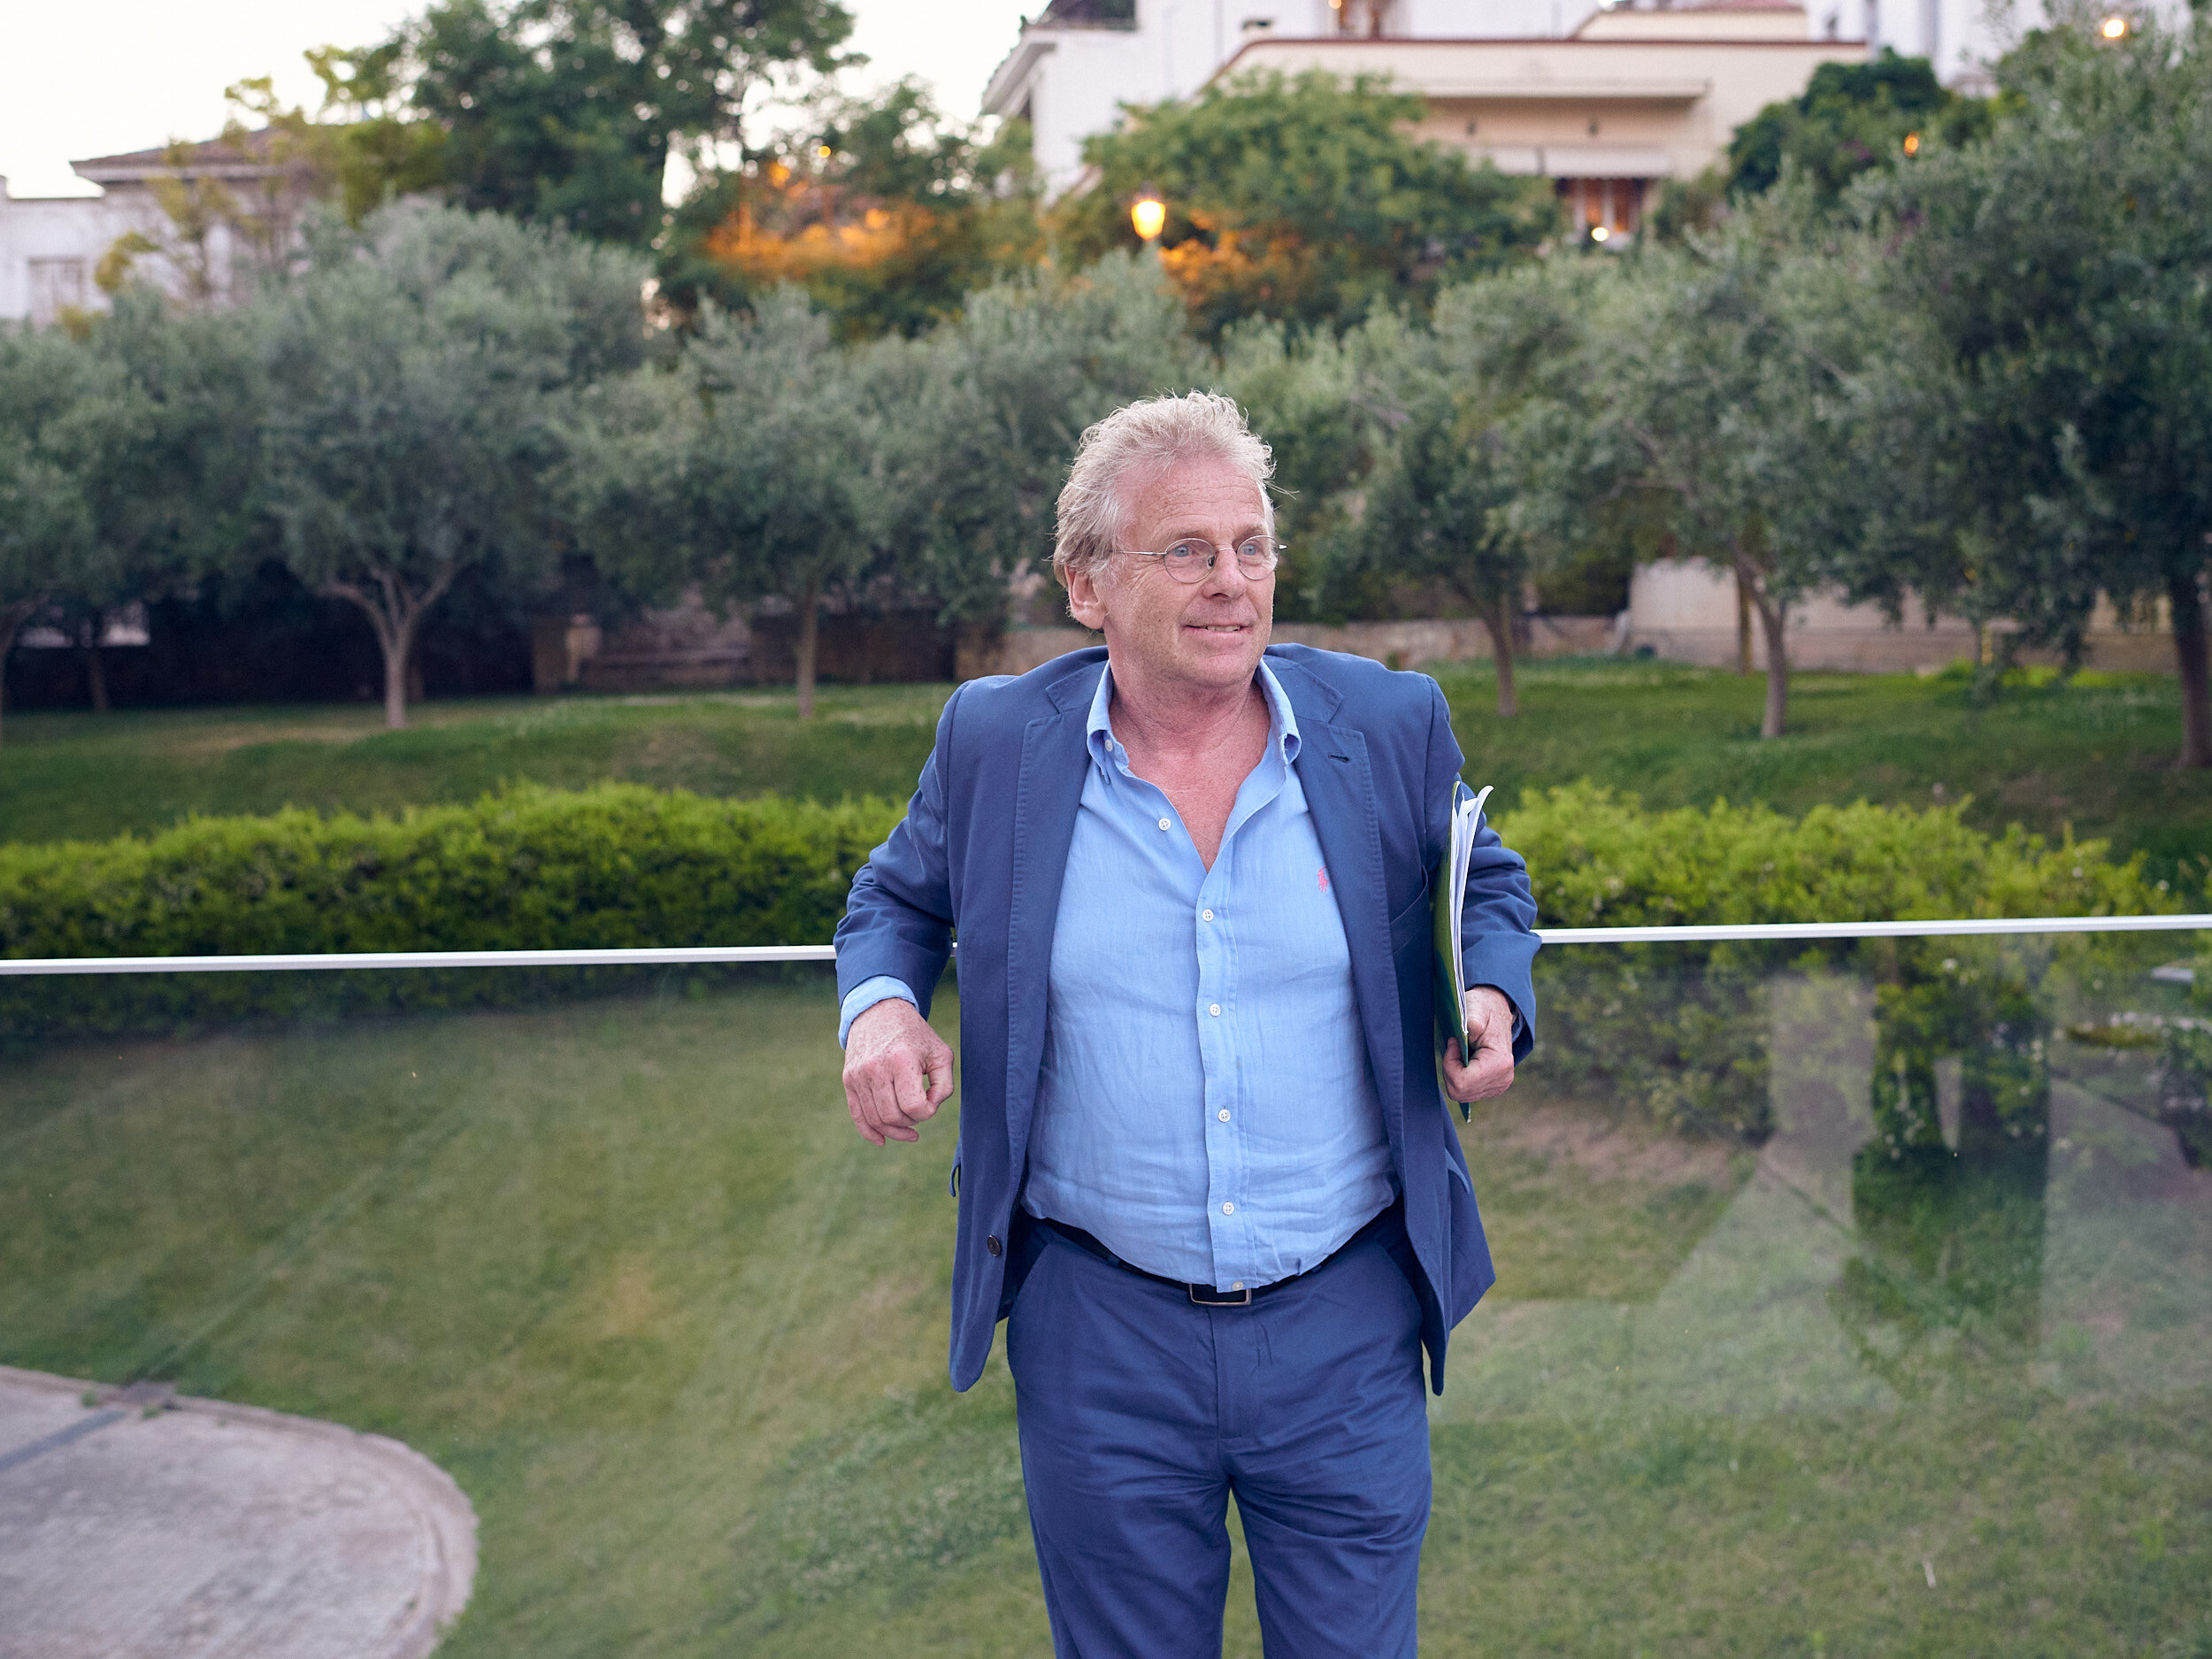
[[0, 182, 135, 326], [1, 131, 311, 326], [981, 0, 2185, 210]]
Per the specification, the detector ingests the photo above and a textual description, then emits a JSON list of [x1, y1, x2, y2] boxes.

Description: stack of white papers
[[1432, 780, 1494, 1119]]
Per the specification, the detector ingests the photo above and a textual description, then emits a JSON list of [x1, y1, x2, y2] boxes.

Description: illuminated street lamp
[[1130, 185, 1167, 243], [2100, 13, 2128, 37], [1591, 226, 1610, 243]]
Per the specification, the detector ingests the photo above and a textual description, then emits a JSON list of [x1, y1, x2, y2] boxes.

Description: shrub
[[0, 785, 901, 1041], [1494, 784, 2177, 1141], [1, 780, 2182, 1116]]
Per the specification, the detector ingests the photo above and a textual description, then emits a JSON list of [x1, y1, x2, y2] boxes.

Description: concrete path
[[0, 1366, 475, 1659]]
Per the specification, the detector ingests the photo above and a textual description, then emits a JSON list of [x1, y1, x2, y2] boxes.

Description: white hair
[[1051, 392, 1275, 586]]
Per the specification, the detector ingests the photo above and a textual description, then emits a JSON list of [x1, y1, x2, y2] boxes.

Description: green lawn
[[0, 686, 951, 847], [1, 660, 2203, 893], [4, 978, 2206, 1655]]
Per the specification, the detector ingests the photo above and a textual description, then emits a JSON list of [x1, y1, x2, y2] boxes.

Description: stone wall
[[1625, 559, 2179, 674], [536, 596, 957, 693]]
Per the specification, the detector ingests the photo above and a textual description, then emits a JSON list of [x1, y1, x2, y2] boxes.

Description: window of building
[[1557, 177, 1646, 242], [1330, 0, 1398, 35]]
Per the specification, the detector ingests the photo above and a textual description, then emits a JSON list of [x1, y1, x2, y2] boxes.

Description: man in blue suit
[[836, 393, 1538, 1656]]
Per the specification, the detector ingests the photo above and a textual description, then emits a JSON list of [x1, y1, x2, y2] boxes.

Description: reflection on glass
[[0, 943, 2205, 1655], [1842, 947, 2054, 1382]]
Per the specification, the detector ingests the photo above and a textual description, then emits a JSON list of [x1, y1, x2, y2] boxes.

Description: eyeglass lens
[[1161, 539, 1277, 581]]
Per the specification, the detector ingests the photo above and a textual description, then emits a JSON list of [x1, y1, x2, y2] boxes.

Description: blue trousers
[[1002, 1212, 1432, 1658]]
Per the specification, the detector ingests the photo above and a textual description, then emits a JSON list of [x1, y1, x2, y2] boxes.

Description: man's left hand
[[1441, 986, 1517, 1105]]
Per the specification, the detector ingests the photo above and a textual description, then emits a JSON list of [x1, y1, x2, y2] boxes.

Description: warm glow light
[[1591, 225, 1610, 243], [1902, 131, 1921, 155], [2101, 13, 2128, 36], [1131, 192, 1167, 242], [816, 144, 833, 159]]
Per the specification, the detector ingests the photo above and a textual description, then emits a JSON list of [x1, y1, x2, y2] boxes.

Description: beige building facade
[[1222, 12, 1866, 237], [986, 0, 1871, 227]]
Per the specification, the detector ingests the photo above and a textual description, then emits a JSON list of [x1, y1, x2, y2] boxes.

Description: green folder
[[1432, 780, 1494, 1123]]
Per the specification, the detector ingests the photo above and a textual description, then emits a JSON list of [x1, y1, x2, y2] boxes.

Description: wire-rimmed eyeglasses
[[1118, 536, 1283, 584]]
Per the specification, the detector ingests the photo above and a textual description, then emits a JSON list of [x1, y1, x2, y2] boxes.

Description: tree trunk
[[1479, 594, 1518, 718], [2172, 565, 2211, 770], [794, 577, 820, 721], [80, 640, 109, 713], [0, 600, 39, 751], [323, 565, 457, 732], [1736, 572, 1754, 677], [1745, 572, 1789, 739], [379, 623, 416, 729]]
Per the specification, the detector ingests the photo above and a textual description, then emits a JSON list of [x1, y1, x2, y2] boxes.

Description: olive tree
[[1873, 8, 2212, 765], [885, 253, 1206, 632], [673, 289, 880, 718], [45, 297, 266, 711], [0, 326, 148, 742], [260, 204, 649, 726]]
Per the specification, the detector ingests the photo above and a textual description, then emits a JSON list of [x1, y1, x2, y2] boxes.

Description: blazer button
[[987, 1234, 1002, 1256]]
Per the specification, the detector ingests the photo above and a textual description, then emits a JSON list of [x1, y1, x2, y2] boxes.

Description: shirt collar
[[1086, 657, 1301, 776]]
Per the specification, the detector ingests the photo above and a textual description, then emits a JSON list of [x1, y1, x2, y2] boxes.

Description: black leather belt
[[1037, 1198, 1402, 1308]]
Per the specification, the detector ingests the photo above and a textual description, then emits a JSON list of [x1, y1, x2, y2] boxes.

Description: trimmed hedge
[[0, 780, 2181, 1110], [0, 785, 901, 1040], [1494, 785, 2177, 1141], [1496, 783, 2164, 930]]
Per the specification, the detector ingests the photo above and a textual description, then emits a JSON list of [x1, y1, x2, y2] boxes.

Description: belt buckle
[[1190, 1283, 1252, 1307]]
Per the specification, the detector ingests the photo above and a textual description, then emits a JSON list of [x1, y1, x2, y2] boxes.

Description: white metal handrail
[[0, 914, 2201, 976]]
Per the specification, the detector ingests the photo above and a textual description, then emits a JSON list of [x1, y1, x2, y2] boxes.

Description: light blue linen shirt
[[840, 661, 1395, 1291]]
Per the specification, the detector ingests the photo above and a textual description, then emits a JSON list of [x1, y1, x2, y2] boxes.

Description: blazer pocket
[[1387, 880, 1432, 954]]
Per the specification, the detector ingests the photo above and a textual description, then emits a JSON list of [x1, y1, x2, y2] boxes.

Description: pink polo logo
[[1317, 866, 1330, 892]]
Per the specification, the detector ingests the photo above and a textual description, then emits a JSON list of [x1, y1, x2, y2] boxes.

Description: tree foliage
[[1869, 7, 2212, 767], [672, 290, 881, 718], [884, 253, 1206, 627], [0, 328, 142, 742], [662, 81, 1044, 338], [1058, 70, 1556, 338], [342, 0, 855, 248], [35, 298, 265, 711], [1727, 49, 1989, 201], [260, 205, 649, 727]]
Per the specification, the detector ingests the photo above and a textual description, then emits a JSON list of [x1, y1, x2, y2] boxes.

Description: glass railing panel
[[1432, 932, 2210, 1655], [0, 933, 2204, 1655]]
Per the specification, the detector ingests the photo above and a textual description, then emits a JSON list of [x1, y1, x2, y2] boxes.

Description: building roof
[[71, 127, 306, 188], [1034, 0, 1137, 24]]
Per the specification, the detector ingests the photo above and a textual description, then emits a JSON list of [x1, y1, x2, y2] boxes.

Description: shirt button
[[1201, 909, 1215, 922], [1232, 1281, 1244, 1291], [1217, 1109, 1231, 1122], [986, 1234, 1002, 1256], [1157, 817, 1171, 831], [1209, 1003, 1222, 1017], [1221, 1202, 1234, 1215]]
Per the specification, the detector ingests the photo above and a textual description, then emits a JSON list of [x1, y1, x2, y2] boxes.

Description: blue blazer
[[835, 644, 1540, 1394]]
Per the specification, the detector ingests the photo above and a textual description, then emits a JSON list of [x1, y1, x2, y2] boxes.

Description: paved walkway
[[0, 1366, 475, 1659]]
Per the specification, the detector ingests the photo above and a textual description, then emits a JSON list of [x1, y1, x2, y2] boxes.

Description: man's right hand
[[842, 998, 956, 1146]]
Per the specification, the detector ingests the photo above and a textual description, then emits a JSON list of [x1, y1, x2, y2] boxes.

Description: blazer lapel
[[1001, 684, 1092, 1182], [1288, 696, 1409, 1157]]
